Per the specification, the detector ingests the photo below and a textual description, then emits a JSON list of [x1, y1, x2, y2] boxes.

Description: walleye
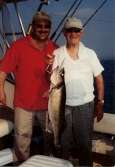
[[48, 66, 65, 146]]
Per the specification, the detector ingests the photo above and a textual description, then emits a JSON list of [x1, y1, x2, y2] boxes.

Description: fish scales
[[48, 66, 65, 146]]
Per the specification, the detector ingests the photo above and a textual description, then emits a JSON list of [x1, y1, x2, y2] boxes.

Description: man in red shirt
[[0, 11, 57, 163]]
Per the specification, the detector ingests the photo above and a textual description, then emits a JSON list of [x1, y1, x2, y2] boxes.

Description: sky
[[0, 0, 114, 60]]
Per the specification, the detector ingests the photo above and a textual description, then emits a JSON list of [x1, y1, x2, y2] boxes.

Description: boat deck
[[0, 106, 114, 166]]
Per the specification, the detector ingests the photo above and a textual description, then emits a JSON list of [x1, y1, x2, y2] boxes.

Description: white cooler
[[0, 119, 13, 137]]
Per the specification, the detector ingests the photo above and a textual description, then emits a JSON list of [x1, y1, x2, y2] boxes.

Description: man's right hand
[[0, 71, 7, 106], [45, 54, 55, 74], [45, 54, 55, 66]]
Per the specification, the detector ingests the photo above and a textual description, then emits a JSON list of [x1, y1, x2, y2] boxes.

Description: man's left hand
[[94, 102, 104, 122]]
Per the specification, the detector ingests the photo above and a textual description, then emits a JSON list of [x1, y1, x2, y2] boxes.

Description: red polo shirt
[[0, 36, 57, 110]]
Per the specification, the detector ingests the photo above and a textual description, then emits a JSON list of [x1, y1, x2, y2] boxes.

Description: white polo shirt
[[53, 42, 104, 106]]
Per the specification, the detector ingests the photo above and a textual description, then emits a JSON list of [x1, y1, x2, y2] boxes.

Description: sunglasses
[[34, 24, 51, 29], [65, 27, 82, 33]]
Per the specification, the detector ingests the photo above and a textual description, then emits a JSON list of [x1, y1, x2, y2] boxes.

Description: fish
[[48, 66, 65, 146]]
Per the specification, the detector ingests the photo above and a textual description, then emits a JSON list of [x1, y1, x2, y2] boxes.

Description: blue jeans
[[61, 101, 94, 166]]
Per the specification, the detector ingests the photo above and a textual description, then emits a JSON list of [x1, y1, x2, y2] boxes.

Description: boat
[[0, 0, 114, 166]]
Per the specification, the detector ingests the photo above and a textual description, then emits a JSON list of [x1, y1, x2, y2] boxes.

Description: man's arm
[[0, 71, 7, 105], [94, 74, 104, 122]]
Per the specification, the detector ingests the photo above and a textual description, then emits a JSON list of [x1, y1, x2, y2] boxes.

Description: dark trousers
[[61, 101, 94, 167]]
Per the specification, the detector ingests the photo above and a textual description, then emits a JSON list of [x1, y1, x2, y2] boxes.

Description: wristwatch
[[97, 99, 104, 104]]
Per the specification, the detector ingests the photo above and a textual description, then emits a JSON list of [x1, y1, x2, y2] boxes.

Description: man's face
[[64, 27, 83, 45], [32, 20, 51, 41]]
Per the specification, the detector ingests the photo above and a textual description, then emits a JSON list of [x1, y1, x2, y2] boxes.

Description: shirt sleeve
[[0, 43, 18, 74], [52, 47, 65, 70], [52, 56, 58, 70], [52, 49, 60, 70], [89, 50, 104, 77]]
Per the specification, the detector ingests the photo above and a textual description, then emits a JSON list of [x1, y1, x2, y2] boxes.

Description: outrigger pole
[[50, 0, 79, 40], [83, 0, 109, 27], [13, 1, 26, 37], [54, 0, 109, 42], [54, 0, 84, 42]]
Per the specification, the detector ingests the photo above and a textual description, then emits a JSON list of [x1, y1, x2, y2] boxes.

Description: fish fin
[[45, 112, 53, 134]]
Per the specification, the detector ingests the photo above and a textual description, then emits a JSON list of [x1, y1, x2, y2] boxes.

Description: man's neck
[[66, 42, 80, 60], [30, 37, 48, 50]]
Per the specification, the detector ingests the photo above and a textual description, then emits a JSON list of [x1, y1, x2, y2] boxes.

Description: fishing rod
[[70, 0, 84, 17], [50, 0, 79, 40], [83, 0, 109, 27], [54, 0, 84, 42]]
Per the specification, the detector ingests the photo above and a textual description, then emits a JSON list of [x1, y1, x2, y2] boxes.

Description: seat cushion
[[0, 119, 13, 137], [19, 155, 73, 167]]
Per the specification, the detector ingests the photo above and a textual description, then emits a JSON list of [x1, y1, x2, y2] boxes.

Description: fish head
[[50, 66, 64, 86]]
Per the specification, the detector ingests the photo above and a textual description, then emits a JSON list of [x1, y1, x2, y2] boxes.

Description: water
[[101, 59, 115, 114]]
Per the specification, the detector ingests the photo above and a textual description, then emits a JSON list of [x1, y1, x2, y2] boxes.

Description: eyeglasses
[[34, 24, 51, 29], [65, 27, 82, 33]]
